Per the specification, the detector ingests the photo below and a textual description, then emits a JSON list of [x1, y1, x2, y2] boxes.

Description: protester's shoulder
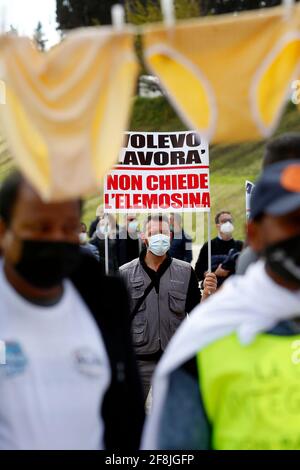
[[171, 257, 192, 272], [101, 272, 128, 296], [75, 249, 99, 270], [235, 239, 244, 249], [89, 236, 98, 247], [82, 243, 98, 254], [71, 251, 106, 283], [203, 237, 221, 248], [85, 263, 129, 307], [200, 240, 209, 251], [119, 257, 140, 273], [71, 252, 121, 297], [236, 246, 258, 275]]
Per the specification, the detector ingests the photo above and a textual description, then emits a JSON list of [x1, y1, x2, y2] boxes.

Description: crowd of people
[[0, 132, 299, 450]]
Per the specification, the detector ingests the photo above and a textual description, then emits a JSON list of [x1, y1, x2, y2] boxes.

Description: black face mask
[[265, 234, 300, 287], [14, 240, 81, 289]]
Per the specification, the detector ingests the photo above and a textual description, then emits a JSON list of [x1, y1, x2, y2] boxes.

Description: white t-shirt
[[0, 262, 111, 450]]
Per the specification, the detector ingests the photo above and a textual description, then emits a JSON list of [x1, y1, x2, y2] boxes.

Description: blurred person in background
[[120, 214, 217, 403], [117, 213, 141, 267], [169, 213, 193, 263], [79, 222, 100, 261], [0, 172, 144, 450], [88, 205, 104, 239], [195, 211, 243, 287], [90, 214, 119, 275], [143, 160, 300, 450]]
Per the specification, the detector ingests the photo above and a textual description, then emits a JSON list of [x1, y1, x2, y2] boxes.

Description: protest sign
[[246, 180, 255, 220], [104, 131, 210, 213]]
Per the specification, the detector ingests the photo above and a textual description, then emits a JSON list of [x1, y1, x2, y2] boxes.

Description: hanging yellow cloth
[[0, 27, 139, 200], [143, 5, 300, 144]]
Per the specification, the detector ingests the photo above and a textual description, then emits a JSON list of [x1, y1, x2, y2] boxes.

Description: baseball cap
[[250, 160, 300, 220]]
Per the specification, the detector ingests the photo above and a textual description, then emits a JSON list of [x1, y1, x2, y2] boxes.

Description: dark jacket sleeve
[[157, 357, 211, 450], [100, 276, 145, 449], [195, 242, 209, 282], [117, 236, 129, 267], [185, 267, 201, 313], [90, 237, 119, 276], [71, 253, 145, 450], [88, 218, 99, 238], [236, 240, 244, 252]]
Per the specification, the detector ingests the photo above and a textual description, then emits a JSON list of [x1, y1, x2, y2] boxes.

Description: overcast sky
[[0, 0, 60, 47]]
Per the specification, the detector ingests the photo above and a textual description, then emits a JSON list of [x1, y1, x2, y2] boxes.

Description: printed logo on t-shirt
[[0, 341, 28, 378], [74, 348, 104, 378]]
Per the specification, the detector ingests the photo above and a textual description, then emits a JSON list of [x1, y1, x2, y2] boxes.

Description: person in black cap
[[143, 159, 300, 450], [0, 172, 144, 450], [236, 132, 300, 274]]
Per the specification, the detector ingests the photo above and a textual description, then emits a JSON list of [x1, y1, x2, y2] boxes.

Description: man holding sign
[[119, 214, 216, 402], [107, 131, 217, 401]]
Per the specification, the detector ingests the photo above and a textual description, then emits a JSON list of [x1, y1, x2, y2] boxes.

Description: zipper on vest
[[157, 291, 161, 346]]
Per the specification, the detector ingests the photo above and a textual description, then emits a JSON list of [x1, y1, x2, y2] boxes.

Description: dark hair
[[215, 211, 232, 224], [143, 214, 170, 233], [0, 170, 83, 227], [0, 171, 24, 226], [80, 222, 87, 231], [263, 133, 300, 169]]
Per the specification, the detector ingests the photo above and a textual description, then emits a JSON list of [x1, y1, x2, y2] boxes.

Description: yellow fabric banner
[[1, 5, 300, 200], [0, 28, 139, 200], [143, 5, 300, 144]]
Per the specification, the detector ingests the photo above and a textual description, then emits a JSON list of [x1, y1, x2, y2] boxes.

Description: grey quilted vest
[[119, 257, 192, 355]]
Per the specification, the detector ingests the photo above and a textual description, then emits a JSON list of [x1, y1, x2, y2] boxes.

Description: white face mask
[[220, 221, 234, 235], [148, 233, 170, 256], [128, 220, 139, 232], [79, 232, 88, 244]]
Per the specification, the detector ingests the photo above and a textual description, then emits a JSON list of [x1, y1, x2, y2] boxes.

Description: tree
[[175, 0, 200, 19], [56, 0, 300, 31], [200, 0, 294, 16], [56, 0, 123, 30], [125, 0, 162, 25], [33, 21, 48, 51], [56, 0, 202, 31], [125, 0, 201, 25]]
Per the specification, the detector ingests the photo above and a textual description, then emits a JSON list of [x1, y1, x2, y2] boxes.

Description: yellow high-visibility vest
[[197, 332, 300, 450]]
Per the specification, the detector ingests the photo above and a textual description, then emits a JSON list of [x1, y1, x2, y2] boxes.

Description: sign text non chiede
[[107, 173, 209, 191]]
